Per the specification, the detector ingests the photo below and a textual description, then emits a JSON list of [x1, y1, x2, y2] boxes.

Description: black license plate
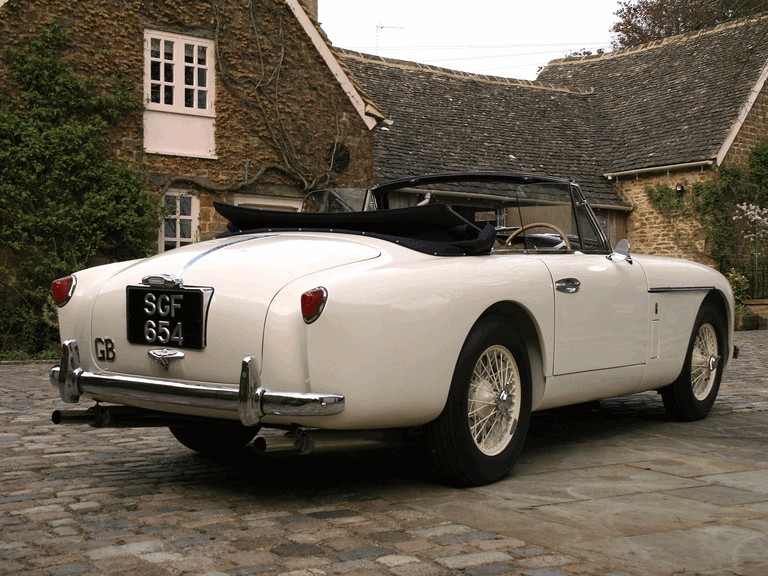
[[126, 286, 207, 349]]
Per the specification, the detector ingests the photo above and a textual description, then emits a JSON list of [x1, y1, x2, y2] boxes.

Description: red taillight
[[301, 287, 327, 324], [52, 276, 76, 307]]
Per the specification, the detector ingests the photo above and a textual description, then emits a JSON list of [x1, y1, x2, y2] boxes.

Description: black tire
[[169, 422, 260, 454], [426, 315, 532, 486], [660, 302, 726, 421]]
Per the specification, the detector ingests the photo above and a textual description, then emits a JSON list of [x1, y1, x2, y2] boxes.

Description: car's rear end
[[50, 232, 382, 427]]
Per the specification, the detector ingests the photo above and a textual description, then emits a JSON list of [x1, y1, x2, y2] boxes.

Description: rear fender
[[56, 260, 141, 370]]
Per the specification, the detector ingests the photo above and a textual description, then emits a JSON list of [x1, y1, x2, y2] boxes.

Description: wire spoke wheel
[[660, 302, 725, 422], [468, 345, 521, 456], [690, 323, 719, 401], [427, 316, 531, 486]]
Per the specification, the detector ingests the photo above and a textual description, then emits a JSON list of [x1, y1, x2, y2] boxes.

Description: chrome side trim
[[647, 286, 714, 293], [50, 340, 344, 427]]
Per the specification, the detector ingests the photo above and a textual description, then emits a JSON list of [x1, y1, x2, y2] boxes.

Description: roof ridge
[[548, 12, 768, 68], [336, 48, 594, 95]]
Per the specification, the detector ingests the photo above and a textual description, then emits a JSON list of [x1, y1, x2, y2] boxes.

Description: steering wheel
[[505, 222, 572, 250]]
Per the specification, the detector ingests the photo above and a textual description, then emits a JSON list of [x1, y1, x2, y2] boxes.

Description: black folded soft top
[[214, 201, 496, 256]]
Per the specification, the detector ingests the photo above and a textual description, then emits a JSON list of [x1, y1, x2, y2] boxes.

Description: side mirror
[[608, 239, 633, 263]]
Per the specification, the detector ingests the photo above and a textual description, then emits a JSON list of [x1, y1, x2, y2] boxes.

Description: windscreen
[[302, 188, 370, 213], [300, 176, 609, 254], [374, 179, 609, 253]]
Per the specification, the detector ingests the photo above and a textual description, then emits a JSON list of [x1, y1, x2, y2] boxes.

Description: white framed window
[[143, 30, 216, 158], [233, 194, 303, 212], [145, 30, 214, 117], [160, 191, 199, 252]]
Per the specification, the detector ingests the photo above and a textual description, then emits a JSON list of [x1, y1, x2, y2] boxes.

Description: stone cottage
[[339, 52, 630, 245], [338, 14, 768, 261], [4, 1, 768, 265], [0, 0, 386, 250], [538, 15, 768, 264]]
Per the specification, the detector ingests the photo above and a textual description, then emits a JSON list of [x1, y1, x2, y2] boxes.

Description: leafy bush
[[726, 268, 751, 316], [0, 24, 159, 358]]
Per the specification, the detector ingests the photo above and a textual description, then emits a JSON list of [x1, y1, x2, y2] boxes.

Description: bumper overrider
[[49, 340, 345, 427]]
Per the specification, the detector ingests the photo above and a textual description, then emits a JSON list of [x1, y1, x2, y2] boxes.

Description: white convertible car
[[50, 172, 737, 486]]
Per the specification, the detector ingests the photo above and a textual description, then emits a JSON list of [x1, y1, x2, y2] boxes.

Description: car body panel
[[49, 172, 735, 455], [540, 253, 649, 375]]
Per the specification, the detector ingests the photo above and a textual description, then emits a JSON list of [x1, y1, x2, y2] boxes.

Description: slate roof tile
[[340, 52, 623, 207], [338, 16, 768, 209], [538, 15, 768, 173]]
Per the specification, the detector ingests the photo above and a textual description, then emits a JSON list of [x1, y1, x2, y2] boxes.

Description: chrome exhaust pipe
[[51, 405, 206, 428], [254, 429, 403, 455]]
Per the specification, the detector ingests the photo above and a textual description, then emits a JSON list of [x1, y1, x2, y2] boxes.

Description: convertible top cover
[[214, 201, 497, 256]]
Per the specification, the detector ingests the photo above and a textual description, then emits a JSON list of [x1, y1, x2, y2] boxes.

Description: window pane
[[164, 241, 177, 251], [164, 219, 176, 238], [145, 33, 213, 116], [180, 219, 191, 239], [164, 195, 176, 209], [179, 196, 191, 216]]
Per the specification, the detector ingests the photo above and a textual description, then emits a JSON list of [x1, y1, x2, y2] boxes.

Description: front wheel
[[169, 422, 260, 454], [660, 302, 726, 421], [426, 316, 532, 486]]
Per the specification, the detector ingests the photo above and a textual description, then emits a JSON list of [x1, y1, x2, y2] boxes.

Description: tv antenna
[[375, 22, 405, 51]]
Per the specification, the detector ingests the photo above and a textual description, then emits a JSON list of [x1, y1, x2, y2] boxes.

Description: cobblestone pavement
[[1, 331, 766, 576]]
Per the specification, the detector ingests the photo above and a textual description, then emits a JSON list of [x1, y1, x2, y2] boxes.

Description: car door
[[540, 254, 649, 375]]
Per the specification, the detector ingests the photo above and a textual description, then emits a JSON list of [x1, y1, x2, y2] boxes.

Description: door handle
[[555, 278, 581, 293]]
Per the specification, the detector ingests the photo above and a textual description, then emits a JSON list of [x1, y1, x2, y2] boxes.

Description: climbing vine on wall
[[645, 143, 768, 297], [140, 0, 356, 193], [0, 24, 160, 358]]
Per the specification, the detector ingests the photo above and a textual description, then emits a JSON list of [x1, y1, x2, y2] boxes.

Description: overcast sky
[[318, 0, 620, 80]]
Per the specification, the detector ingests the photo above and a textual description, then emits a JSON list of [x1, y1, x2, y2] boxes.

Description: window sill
[[145, 149, 218, 160]]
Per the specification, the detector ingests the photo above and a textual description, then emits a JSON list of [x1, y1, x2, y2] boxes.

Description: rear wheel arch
[[482, 302, 546, 409]]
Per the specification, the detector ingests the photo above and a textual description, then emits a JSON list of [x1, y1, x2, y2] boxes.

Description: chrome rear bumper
[[49, 340, 344, 426]]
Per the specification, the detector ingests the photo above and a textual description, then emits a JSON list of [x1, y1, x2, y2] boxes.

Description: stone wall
[[613, 168, 719, 264], [0, 0, 374, 241]]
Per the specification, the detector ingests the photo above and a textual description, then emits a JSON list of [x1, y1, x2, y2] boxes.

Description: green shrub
[[726, 268, 751, 316], [0, 24, 159, 358]]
